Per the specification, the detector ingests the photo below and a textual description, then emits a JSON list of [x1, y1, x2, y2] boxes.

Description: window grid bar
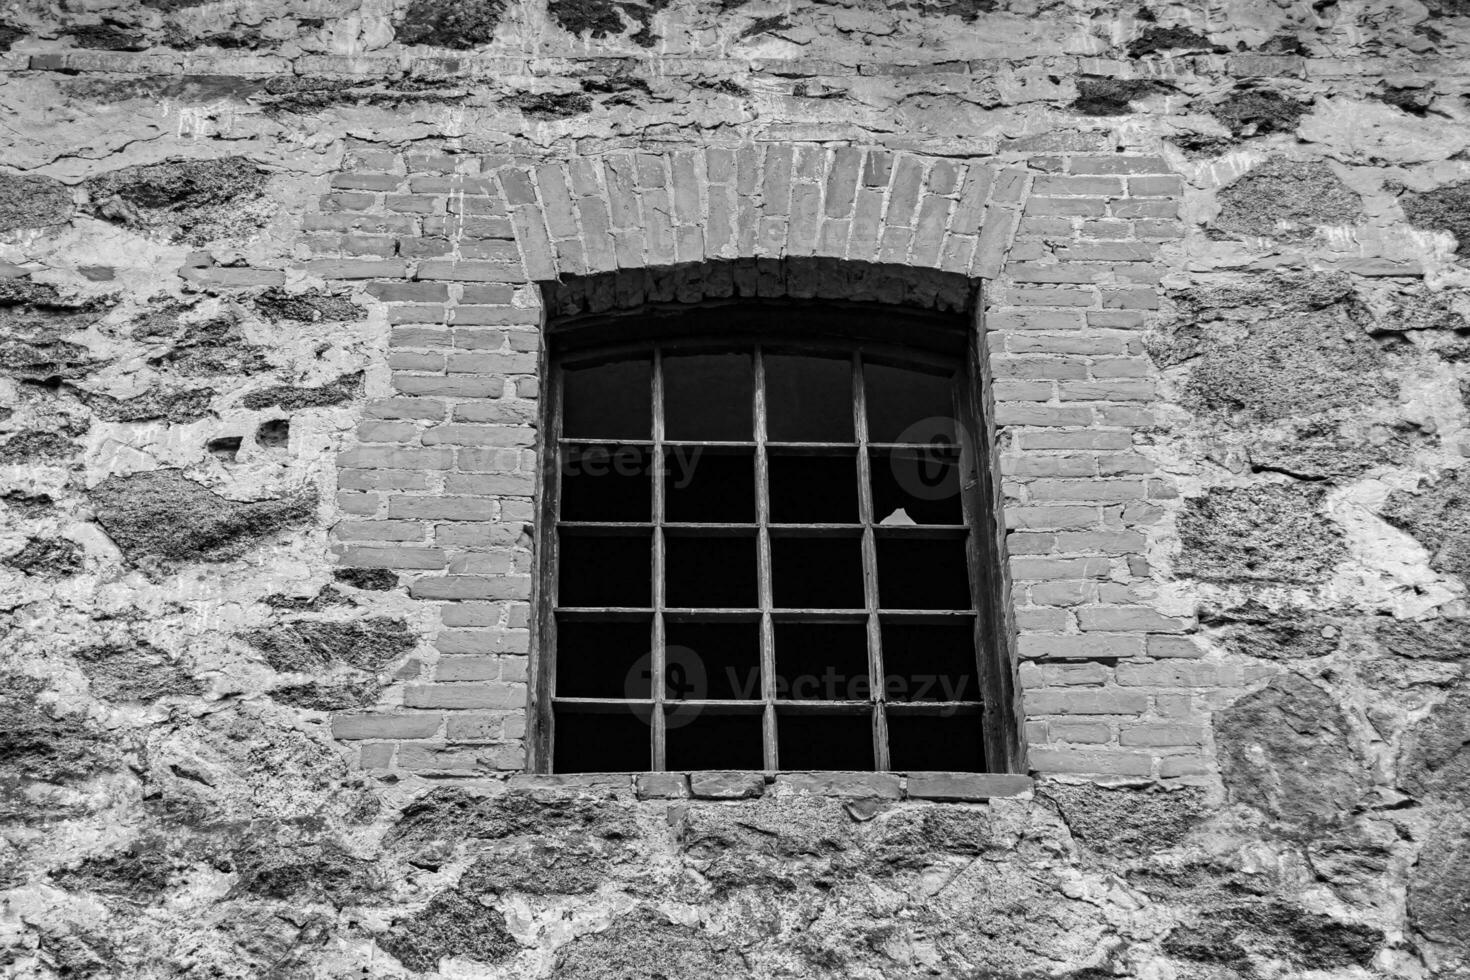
[[753, 346, 779, 771], [650, 347, 667, 771], [852, 351, 891, 771]]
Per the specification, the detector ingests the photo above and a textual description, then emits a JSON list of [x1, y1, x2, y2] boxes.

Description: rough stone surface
[[1213, 157, 1364, 240], [243, 617, 417, 672], [1176, 485, 1347, 583], [1, 2, 1468, 976], [1380, 469, 1470, 582], [0, 174, 73, 231], [83, 157, 270, 243], [88, 469, 315, 566], [1402, 180, 1470, 257], [1216, 673, 1370, 827]]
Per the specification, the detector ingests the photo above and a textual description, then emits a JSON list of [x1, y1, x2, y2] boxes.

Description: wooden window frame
[[528, 301, 1022, 775]]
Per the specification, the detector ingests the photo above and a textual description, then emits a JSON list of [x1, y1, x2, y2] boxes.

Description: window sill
[[507, 771, 1033, 802]]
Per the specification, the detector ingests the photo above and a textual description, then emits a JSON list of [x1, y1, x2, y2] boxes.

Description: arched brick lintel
[[490, 145, 1027, 287]]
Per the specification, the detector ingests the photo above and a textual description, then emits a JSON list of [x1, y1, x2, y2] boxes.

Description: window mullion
[[651, 347, 668, 772], [852, 352, 890, 772], [754, 346, 778, 772]]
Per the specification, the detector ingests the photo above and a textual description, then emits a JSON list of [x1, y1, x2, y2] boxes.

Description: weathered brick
[[1119, 723, 1205, 747], [1077, 606, 1191, 632], [338, 446, 452, 470], [334, 545, 446, 570], [389, 496, 498, 520], [421, 424, 536, 447], [1017, 633, 1144, 660], [409, 574, 532, 599], [330, 713, 442, 740], [1028, 748, 1152, 775], [1010, 557, 1112, 580], [393, 375, 506, 398], [1027, 689, 1147, 714], [399, 681, 526, 714], [1028, 479, 1147, 502], [1116, 662, 1239, 687], [332, 520, 427, 541]]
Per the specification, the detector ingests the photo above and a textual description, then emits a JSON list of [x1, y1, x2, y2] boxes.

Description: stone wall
[[2, 0, 1468, 976]]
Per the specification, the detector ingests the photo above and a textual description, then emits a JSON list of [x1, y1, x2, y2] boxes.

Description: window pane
[[768, 451, 858, 524], [876, 533, 971, 610], [554, 706, 651, 773], [665, 533, 758, 608], [772, 534, 865, 609], [664, 352, 753, 441], [778, 709, 873, 770], [558, 531, 652, 607], [555, 617, 653, 698], [665, 448, 755, 523], [564, 357, 651, 440], [863, 360, 956, 444], [665, 620, 761, 700], [560, 445, 651, 522], [666, 710, 764, 771], [870, 446, 963, 525], [887, 709, 984, 772], [880, 617, 978, 703], [774, 620, 870, 701], [766, 353, 853, 442]]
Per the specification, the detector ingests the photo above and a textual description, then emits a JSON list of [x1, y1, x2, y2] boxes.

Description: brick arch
[[488, 145, 1026, 287]]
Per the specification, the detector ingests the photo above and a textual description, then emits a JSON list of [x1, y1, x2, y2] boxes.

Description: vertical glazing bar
[[852, 352, 890, 771], [651, 347, 667, 771], [535, 361, 564, 771], [754, 347, 778, 772]]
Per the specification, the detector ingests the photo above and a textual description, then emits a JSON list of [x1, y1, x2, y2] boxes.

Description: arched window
[[531, 301, 1017, 774]]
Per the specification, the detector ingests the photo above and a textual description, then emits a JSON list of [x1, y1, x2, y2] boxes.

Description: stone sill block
[[503, 771, 1034, 802]]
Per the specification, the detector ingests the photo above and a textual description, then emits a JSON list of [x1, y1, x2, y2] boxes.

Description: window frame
[[527, 301, 1023, 776]]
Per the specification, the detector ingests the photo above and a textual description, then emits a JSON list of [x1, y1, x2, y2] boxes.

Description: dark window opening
[[536, 302, 1014, 775]]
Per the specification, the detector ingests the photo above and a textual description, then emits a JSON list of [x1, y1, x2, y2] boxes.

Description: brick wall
[[310, 141, 1213, 782]]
